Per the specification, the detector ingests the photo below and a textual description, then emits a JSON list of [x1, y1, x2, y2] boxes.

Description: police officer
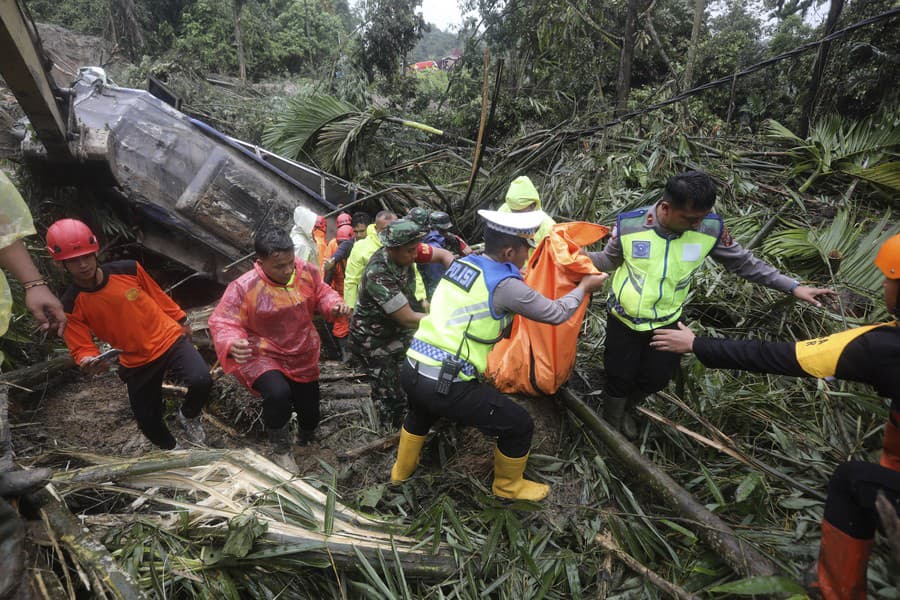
[[588, 170, 835, 437], [652, 233, 900, 600], [349, 219, 452, 427], [390, 210, 608, 501]]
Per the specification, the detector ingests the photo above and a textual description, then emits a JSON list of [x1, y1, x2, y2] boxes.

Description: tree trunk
[[233, 0, 247, 84], [683, 0, 704, 92], [615, 0, 639, 115], [645, 4, 677, 80], [799, 0, 844, 138], [559, 387, 778, 578]]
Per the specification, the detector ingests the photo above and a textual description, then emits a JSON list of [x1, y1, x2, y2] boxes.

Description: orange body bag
[[486, 221, 608, 396]]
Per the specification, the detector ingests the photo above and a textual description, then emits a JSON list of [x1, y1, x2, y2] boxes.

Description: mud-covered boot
[[178, 409, 206, 445], [620, 392, 644, 441], [296, 428, 316, 447], [338, 337, 351, 363], [601, 394, 628, 432], [268, 425, 299, 474], [0, 468, 52, 497]]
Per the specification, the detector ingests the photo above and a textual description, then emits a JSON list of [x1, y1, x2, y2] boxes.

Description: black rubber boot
[[621, 392, 644, 441], [296, 429, 316, 446], [601, 394, 628, 431], [0, 468, 52, 497]]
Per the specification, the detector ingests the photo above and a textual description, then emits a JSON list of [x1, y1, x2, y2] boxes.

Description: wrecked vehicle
[[2, 1, 362, 283]]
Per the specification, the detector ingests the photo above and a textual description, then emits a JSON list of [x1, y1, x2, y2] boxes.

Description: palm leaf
[[262, 94, 359, 162], [843, 161, 900, 192], [316, 108, 388, 177], [765, 115, 900, 192], [764, 209, 899, 301]]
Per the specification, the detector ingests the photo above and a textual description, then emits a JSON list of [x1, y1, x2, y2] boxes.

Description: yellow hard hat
[[875, 234, 900, 279]]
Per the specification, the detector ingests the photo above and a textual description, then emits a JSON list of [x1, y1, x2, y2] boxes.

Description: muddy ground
[[8, 342, 571, 509]]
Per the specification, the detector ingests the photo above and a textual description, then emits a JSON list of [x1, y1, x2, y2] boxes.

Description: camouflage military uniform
[[350, 221, 423, 426]]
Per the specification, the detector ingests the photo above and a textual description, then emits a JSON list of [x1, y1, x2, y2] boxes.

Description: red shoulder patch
[[415, 242, 433, 263], [720, 226, 734, 247]]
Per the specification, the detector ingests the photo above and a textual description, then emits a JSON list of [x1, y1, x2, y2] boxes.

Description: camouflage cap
[[380, 218, 425, 247], [406, 206, 432, 227], [428, 211, 453, 230]]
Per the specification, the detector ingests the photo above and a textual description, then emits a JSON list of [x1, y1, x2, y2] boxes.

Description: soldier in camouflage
[[406, 206, 432, 228], [349, 219, 438, 427]]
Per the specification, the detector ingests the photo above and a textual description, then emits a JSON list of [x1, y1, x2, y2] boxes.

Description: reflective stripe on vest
[[609, 209, 722, 331], [407, 255, 521, 380], [795, 322, 896, 378]]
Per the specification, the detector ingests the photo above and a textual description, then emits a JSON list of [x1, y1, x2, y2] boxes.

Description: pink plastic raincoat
[[209, 258, 341, 390]]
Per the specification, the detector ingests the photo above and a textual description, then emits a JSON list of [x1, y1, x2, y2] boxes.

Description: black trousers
[[400, 360, 533, 457], [604, 314, 681, 398], [118, 336, 212, 449], [252, 370, 320, 431], [824, 461, 900, 539]]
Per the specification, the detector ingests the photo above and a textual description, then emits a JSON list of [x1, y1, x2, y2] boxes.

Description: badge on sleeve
[[632, 240, 651, 259], [720, 226, 735, 247]]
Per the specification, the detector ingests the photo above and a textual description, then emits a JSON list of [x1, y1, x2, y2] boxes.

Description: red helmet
[[337, 212, 352, 227], [314, 215, 327, 232], [876, 234, 900, 279], [336, 224, 354, 241], [46, 219, 99, 261]]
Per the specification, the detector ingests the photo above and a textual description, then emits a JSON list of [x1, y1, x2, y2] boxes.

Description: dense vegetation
[[11, 0, 900, 597]]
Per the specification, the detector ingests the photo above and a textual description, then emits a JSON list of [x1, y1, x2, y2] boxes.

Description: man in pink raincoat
[[209, 226, 352, 472]]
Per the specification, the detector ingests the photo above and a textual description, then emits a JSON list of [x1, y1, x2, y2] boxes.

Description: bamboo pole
[[35, 490, 150, 600], [559, 387, 777, 578], [0, 355, 75, 387], [337, 433, 400, 460]]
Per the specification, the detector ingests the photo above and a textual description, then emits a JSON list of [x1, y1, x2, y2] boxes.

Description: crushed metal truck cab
[[25, 70, 358, 282]]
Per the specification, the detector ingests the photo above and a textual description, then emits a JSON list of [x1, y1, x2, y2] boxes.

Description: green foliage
[[357, 0, 428, 82], [410, 25, 460, 62], [27, 0, 109, 35], [175, 0, 241, 75], [766, 114, 900, 193], [708, 575, 806, 595], [269, 0, 348, 75]]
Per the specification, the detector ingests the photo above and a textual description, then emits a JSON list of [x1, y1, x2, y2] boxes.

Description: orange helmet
[[46, 219, 99, 261], [875, 234, 900, 279], [336, 212, 352, 227], [336, 224, 354, 241]]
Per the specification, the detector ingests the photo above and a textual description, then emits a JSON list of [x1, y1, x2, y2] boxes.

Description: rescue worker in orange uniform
[[313, 215, 329, 270], [48, 219, 211, 450], [323, 223, 356, 359], [652, 233, 900, 600]]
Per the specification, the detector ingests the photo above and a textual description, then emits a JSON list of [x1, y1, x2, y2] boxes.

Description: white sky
[[419, 0, 464, 31]]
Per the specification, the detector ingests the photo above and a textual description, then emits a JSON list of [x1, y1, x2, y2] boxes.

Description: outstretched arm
[[492, 274, 608, 324], [652, 323, 806, 377], [0, 240, 66, 336]]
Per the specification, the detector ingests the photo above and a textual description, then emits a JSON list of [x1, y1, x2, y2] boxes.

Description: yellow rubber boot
[[390, 427, 427, 483], [491, 448, 550, 501]]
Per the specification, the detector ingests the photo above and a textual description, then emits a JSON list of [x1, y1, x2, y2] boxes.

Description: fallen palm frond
[[263, 93, 473, 178], [764, 208, 898, 321], [37, 448, 456, 598], [765, 114, 900, 193]]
